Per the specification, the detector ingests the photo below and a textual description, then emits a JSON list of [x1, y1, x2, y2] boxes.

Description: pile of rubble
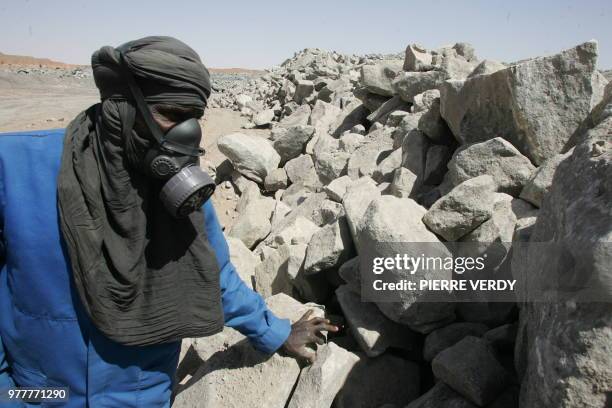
[[175, 41, 611, 408]]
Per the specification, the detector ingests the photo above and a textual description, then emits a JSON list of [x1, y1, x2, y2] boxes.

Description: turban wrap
[[57, 36, 224, 346]]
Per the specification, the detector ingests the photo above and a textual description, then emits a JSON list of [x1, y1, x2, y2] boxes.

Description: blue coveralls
[[0, 128, 290, 407]]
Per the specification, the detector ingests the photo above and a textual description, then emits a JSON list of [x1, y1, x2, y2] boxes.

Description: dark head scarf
[[57, 36, 224, 346]]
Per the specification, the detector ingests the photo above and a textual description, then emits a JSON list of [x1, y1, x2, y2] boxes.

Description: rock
[[513, 107, 612, 406], [392, 112, 423, 148], [456, 303, 516, 327], [268, 192, 329, 237], [291, 243, 333, 303], [392, 70, 446, 102], [446, 137, 536, 196], [386, 111, 410, 128], [339, 132, 366, 153], [367, 95, 411, 124], [349, 124, 366, 135], [336, 285, 421, 358], [357, 196, 455, 332], [330, 101, 370, 137], [440, 41, 603, 165], [304, 216, 355, 274], [360, 60, 404, 96], [412, 89, 440, 113], [281, 183, 315, 208], [460, 193, 517, 243], [372, 148, 403, 183], [335, 354, 420, 408], [389, 167, 418, 198], [272, 125, 315, 164], [284, 154, 321, 188], [432, 336, 511, 406], [405, 382, 477, 408], [404, 44, 434, 72], [423, 322, 489, 361], [227, 237, 258, 289], [235, 180, 262, 213], [266, 292, 325, 321], [253, 108, 275, 126], [314, 199, 346, 225], [286, 343, 359, 408], [279, 104, 311, 128], [264, 168, 288, 191], [348, 143, 393, 180], [218, 133, 281, 183], [487, 387, 519, 408], [268, 215, 320, 247], [467, 60, 506, 78], [452, 42, 477, 62], [422, 175, 497, 241], [294, 79, 315, 104], [235, 94, 253, 110], [483, 323, 517, 353], [228, 197, 275, 248], [314, 150, 351, 184], [254, 244, 293, 298], [423, 145, 452, 185], [400, 129, 430, 191], [271, 200, 292, 228], [418, 97, 453, 144], [341, 177, 380, 243], [310, 100, 343, 135], [323, 175, 354, 202], [519, 150, 571, 207]]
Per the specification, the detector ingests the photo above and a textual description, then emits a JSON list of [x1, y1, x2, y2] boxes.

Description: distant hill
[[0, 51, 263, 74]]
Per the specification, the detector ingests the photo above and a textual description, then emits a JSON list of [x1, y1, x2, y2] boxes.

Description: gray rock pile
[[176, 40, 610, 407]]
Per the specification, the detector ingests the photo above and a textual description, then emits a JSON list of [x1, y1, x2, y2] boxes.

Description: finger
[[313, 322, 339, 333], [307, 317, 328, 325], [297, 310, 313, 323], [311, 332, 325, 345]]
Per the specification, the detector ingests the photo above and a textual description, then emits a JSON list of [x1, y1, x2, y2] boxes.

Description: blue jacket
[[0, 128, 290, 407]]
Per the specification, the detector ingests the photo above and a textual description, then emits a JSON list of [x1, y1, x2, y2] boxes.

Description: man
[[0, 36, 336, 407]]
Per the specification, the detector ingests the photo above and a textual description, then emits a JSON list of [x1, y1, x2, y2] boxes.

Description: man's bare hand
[[282, 310, 338, 364]]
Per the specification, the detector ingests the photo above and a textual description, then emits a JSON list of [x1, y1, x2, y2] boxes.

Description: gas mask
[[117, 50, 216, 218]]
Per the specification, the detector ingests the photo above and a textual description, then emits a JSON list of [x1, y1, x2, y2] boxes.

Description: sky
[[0, 0, 611, 69]]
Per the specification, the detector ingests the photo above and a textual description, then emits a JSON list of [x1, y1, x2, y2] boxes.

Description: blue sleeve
[[202, 200, 291, 354]]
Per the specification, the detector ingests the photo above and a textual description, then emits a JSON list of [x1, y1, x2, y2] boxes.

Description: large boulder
[[513, 92, 612, 406], [286, 343, 359, 408], [360, 60, 404, 96], [432, 336, 511, 406], [422, 175, 497, 241], [303, 217, 355, 274], [519, 150, 571, 207], [227, 236, 258, 289], [357, 195, 455, 332], [228, 197, 275, 248], [218, 133, 281, 183], [173, 294, 323, 408], [284, 154, 321, 188], [341, 177, 380, 243], [279, 104, 311, 128], [272, 125, 315, 164], [440, 41, 605, 165], [445, 137, 536, 196]]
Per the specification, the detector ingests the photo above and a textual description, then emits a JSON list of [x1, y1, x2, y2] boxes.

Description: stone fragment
[[367, 95, 411, 124], [519, 150, 571, 207], [422, 175, 497, 241], [400, 129, 430, 191], [336, 285, 421, 358], [360, 60, 404, 96], [392, 70, 446, 102], [228, 197, 275, 248], [272, 125, 315, 164], [279, 104, 311, 128], [432, 336, 511, 406], [227, 236, 258, 289], [389, 167, 418, 198], [304, 217, 354, 274], [467, 60, 506, 78], [323, 175, 354, 202], [294, 79, 315, 104], [287, 343, 359, 408], [404, 44, 434, 72], [411, 89, 440, 113], [253, 108, 275, 127], [357, 196, 455, 332], [339, 132, 366, 153], [264, 168, 288, 191], [440, 41, 603, 164], [372, 148, 403, 183], [483, 323, 517, 353], [418, 97, 453, 144], [405, 382, 477, 408], [309, 100, 343, 135], [335, 354, 420, 408], [446, 137, 536, 196], [284, 154, 321, 188], [341, 177, 380, 243], [423, 322, 489, 361], [253, 244, 293, 298], [218, 133, 281, 183]]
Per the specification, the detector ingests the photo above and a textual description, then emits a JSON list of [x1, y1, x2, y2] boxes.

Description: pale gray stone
[[228, 197, 275, 248], [284, 154, 321, 188], [264, 168, 288, 191], [218, 133, 281, 183], [467, 59, 506, 78], [372, 148, 402, 183], [404, 43, 434, 72], [411, 89, 440, 113], [323, 175, 354, 202], [360, 60, 404, 96], [519, 150, 571, 207], [293, 79, 315, 104], [253, 108, 275, 126], [304, 216, 354, 274], [423, 322, 489, 361], [279, 104, 311, 128], [392, 70, 446, 102], [227, 236, 258, 289], [422, 175, 497, 241], [272, 125, 315, 164], [446, 137, 536, 196], [342, 177, 380, 243], [389, 167, 418, 198]]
